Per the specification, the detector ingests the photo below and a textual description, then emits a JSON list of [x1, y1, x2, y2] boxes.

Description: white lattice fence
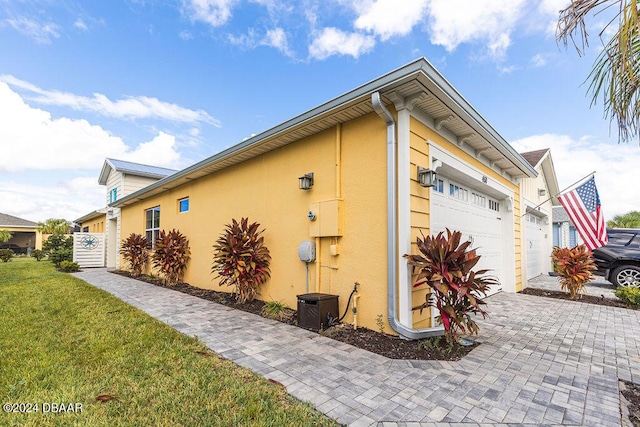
[[73, 233, 106, 267]]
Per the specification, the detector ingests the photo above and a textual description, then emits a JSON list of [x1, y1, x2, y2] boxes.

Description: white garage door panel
[[526, 215, 544, 279], [431, 182, 503, 297]]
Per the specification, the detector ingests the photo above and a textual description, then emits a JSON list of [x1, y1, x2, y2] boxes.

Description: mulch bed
[[520, 287, 640, 311], [110, 270, 475, 361], [622, 380, 640, 427]]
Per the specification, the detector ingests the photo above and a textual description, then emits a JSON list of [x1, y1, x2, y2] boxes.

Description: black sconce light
[[298, 172, 314, 190], [417, 166, 437, 188]]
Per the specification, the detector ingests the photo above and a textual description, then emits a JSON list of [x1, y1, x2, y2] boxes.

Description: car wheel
[[611, 265, 640, 288]]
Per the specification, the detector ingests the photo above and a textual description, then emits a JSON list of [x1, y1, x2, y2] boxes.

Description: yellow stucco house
[[75, 158, 177, 267], [0, 212, 42, 253], [519, 149, 560, 280], [110, 58, 542, 339]]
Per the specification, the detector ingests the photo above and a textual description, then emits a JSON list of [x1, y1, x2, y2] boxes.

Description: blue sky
[[1, 0, 638, 223]]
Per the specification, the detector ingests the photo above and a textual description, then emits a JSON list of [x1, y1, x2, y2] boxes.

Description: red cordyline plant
[[404, 229, 499, 346], [551, 245, 597, 299], [212, 218, 271, 304], [151, 229, 191, 285], [120, 233, 149, 277]]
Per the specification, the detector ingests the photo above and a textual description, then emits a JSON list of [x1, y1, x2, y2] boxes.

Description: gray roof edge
[[0, 212, 38, 227], [74, 209, 107, 224], [100, 158, 178, 185], [114, 57, 536, 207]]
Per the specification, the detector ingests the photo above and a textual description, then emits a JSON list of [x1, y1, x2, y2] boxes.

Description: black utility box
[[296, 293, 339, 331]]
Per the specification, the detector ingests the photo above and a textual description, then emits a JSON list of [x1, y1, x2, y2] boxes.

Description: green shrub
[[404, 229, 498, 346], [212, 218, 271, 304], [121, 233, 149, 277], [0, 249, 14, 262], [31, 249, 45, 261], [58, 260, 80, 272], [551, 245, 597, 299], [262, 300, 288, 320], [43, 234, 72, 254], [49, 248, 73, 267], [615, 286, 640, 305], [151, 229, 191, 285]]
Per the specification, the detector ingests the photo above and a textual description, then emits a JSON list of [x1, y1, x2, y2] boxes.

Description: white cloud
[[73, 18, 88, 31], [353, 0, 427, 41], [511, 133, 640, 218], [537, 0, 571, 35], [179, 30, 193, 40], [531, 53, 547, 67], [228, 27, 292, 56], [2, 17, 60, 44], [309, 27, 376, 60], [182, 0, 239, 27], [263, 27, 292, 56], [0, 82, 182, 172], [0, 75, 220, 126], [0, 178, 105, 223], [426, 0, 526, 61]]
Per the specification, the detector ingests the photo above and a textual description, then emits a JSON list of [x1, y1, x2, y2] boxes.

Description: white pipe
[[371, 92, 442, 340]]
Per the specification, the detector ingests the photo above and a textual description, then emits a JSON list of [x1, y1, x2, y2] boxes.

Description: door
[[431, 179, 504, 297], [526, 213, 544, 279]]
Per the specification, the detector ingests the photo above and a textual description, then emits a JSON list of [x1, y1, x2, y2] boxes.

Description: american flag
[[557, 176, 608, 251]]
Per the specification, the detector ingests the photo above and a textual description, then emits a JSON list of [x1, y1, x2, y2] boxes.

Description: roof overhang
[[113, 58, 537, 208], [74, 209, 107, 224]]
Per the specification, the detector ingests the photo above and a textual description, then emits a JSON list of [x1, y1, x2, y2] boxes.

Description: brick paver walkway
[[73, 270, 640, 426]]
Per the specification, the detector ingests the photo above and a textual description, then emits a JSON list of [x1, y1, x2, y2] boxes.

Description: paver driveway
[[73, 269, 640, 426]]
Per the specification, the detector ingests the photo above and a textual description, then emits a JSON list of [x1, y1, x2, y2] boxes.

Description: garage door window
[[489, 199, 500, 212], [433, 178, 444, 193], [472, 192, 486, 208], [449, 183, 468, 201]]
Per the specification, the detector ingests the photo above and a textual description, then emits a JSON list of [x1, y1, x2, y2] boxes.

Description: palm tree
[[557, 0, 640, 142], [0, 230, 12, 243], [607, 210, 640, 227], [36, 218, 70, 235]]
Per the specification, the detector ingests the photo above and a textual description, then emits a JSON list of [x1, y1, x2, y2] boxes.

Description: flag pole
[[519, 171, 596, 218]]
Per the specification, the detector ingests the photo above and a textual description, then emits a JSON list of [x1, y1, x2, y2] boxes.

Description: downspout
[[372, 92, 441, 340]]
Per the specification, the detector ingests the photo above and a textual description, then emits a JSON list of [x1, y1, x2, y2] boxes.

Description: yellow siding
[[82, 215, 107, 233], [120, 113, 390, 333], [408, 117, 523, 317]]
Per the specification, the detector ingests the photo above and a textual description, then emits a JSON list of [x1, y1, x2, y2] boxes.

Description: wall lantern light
[[298, 172, 314, 190], [417, 166, 437, 188]]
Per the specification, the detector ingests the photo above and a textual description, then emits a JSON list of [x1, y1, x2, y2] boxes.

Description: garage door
[[431, 178, 503, 297], [525, 213, 544, 279]]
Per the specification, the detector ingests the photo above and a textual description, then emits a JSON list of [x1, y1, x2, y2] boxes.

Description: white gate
[[73, 233, 106, 267]]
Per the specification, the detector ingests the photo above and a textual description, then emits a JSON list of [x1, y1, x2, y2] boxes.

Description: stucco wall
[[2, 226, 42, 250], [120, 113, 390, 332], [82, 215, 106, 233]]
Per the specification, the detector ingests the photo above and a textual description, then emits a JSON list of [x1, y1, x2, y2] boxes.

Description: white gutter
[[372, 92, 442, 340]]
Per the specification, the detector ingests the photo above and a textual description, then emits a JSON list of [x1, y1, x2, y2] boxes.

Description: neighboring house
[[74, 158, 177, 267], [519, 149, 560, 279], [553, 205, 584, 248], [111, 58, 539, 339], [75, 210, 107, 233], [0, 212, 42, 253]]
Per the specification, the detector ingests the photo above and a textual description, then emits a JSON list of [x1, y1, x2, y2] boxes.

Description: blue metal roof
[[99, 158, 178, 184]]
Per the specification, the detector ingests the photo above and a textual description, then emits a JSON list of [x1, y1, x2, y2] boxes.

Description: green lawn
[[0, 258, 339, 426]]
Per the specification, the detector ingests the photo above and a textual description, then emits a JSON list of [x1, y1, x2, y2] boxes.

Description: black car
[[0, 243, 27, 255], [592, 228, 640, 288]]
